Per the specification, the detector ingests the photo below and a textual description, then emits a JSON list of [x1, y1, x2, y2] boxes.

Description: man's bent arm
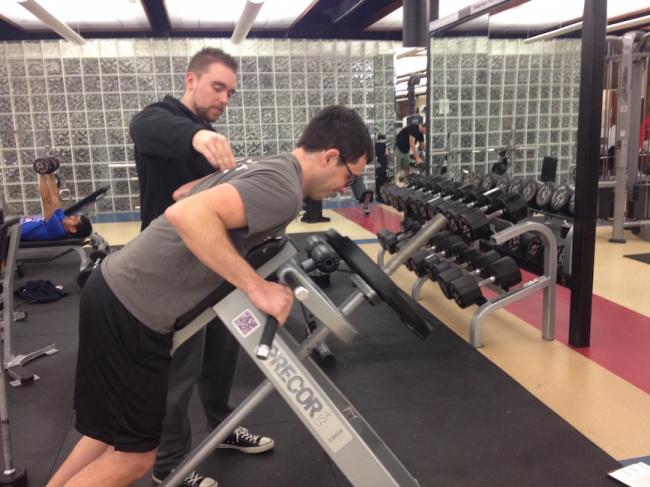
[[40, 174, 60, 221], [165, 184, 293, 323], [130, 106, 203, 161]]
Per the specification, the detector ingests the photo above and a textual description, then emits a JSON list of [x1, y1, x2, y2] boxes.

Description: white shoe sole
[[217, 439, 274, 454]]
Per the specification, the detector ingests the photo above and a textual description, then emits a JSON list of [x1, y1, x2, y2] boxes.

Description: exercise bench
[[1, 217, 58, 387], [162, 215, 448, 486]]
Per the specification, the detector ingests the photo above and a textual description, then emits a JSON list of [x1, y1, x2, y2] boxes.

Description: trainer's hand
[[192, 130, 236, 172], [247, 280, 294, 325]]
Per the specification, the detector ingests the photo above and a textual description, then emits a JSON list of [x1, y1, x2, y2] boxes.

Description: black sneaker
[[218, 426, 274, 454], [152, 469, 217, 486]]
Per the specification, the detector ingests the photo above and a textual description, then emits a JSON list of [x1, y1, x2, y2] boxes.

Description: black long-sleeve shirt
[[129, 95, 215, 229]]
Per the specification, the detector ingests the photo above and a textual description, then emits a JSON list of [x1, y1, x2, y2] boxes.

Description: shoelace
[[234, 426, 260, 443], [184, 471, 202, 486]]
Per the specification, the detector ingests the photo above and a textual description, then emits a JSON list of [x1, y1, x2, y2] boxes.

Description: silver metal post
[[469, 222, 557, 347]]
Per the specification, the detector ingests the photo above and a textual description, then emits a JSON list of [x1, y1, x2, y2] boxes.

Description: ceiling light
[[16, 0, 85, 45], [231, 0, 264, 44]]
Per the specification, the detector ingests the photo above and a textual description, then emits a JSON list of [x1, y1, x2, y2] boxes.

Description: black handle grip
[[281, 271, 301, 290], [255, 316, 279, 360]]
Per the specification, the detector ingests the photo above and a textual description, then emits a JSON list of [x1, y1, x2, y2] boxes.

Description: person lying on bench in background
[[20, 166, 93, 241]]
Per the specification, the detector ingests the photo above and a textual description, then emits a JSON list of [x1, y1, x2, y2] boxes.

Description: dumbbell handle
[[476, 276, 497, 287]]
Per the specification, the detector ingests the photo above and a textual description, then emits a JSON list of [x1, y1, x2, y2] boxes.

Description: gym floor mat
[[5, 242, 620, 487], [623, 253, 650, 265]]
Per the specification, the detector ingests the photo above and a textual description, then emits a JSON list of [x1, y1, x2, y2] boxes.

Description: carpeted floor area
[[1, 237, 621, 486]]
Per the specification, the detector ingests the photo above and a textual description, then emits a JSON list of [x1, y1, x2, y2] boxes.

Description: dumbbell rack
[[380, 221, 557, 348], [468, 221, 557, 347]]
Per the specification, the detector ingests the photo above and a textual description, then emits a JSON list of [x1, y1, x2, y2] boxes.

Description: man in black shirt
[[394, 123, 426, 184], [129, 48, 273, 487]]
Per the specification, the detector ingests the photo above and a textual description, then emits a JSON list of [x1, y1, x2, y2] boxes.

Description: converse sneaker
[[152, 469, 217, 487], [218, 426, 274, 454]]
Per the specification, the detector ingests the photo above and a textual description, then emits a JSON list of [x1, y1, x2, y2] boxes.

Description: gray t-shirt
[[101, 153, 303, 334]]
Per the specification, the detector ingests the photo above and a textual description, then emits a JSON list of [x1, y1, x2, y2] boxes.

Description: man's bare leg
[[46, 436, 110, 487], [47, 435, 156, 487], [64, 448, 157, 487]]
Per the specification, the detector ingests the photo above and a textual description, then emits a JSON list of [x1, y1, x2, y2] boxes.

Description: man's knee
[[113, 448, 157, 479]]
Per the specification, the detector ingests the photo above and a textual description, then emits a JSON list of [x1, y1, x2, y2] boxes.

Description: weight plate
[[325, 229, 439, 340], [508, 178, 524, 195], [522, 180, 539, 204], [551, 184, 572, 211], [470, 173, 482, 187], [496, 175, 510, 192], [535, 182, 555, 208], [481, 174, 494, 191]]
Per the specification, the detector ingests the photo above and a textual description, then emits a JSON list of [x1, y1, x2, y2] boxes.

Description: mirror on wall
[[427, 4, 582, 186]]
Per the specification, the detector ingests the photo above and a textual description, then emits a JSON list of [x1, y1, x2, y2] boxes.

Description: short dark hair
[[73, 214, 93, 238], [187, 47, 238, 76], [297, 105, 373, 165]]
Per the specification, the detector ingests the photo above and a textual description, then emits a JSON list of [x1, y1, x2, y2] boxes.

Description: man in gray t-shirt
[[48, 105, 373, 487]]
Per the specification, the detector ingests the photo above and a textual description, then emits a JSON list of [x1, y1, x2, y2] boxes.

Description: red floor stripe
[[500, 271, 650, 394], [333, 205, 403, 234], [336, 206, 650, 395]]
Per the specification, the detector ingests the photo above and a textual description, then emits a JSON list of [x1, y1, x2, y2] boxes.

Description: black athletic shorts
[[73, 268, 172, 452]]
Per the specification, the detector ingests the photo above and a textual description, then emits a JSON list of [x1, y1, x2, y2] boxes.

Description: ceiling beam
[[286, 0, 401, 39], [141, 0, 171, 36], [0, 18, 33, 41], [334, 0, 401, 32]]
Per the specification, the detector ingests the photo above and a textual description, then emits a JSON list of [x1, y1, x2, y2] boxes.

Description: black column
[[569, 0, 607, 347], [403, 0, 429, 47], [424, 1, 438, 175]]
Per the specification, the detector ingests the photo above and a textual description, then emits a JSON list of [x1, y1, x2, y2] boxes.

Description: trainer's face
[[185, 62, 237, 123]]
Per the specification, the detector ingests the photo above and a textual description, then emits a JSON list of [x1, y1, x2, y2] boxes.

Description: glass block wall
[[0, 38, 397, 217], [429, 37, 581, 183], [373, 54, 396, 146]]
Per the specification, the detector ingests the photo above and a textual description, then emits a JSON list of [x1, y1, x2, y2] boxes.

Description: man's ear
[[321, 148, 340, 166], [185, 71, 197, 91]]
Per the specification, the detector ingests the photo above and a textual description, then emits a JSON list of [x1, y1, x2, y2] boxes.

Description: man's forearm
[[45, 174, 62, 207]]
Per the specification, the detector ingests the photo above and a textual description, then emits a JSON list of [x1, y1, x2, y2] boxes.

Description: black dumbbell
[[404, 231, 454, 275], [495, 175, 510, 192], [535, 182, 556, 208], [521, 179, 541, 206], [426, 244, 496, 283], [435, 250, 503, 298], [377, 219, 422, 254], [507, 177, 524, 195], [550, 184, 574, 213], [456, 193, 529, 242], [33, 156, 60, 174], [447, 256, 523, 308], [412, 179, 475, 216], [425, 183, 505, 222], [406, 233, 468, 278], [480, 173, 501, 191], [519, 232, 543, 261]]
